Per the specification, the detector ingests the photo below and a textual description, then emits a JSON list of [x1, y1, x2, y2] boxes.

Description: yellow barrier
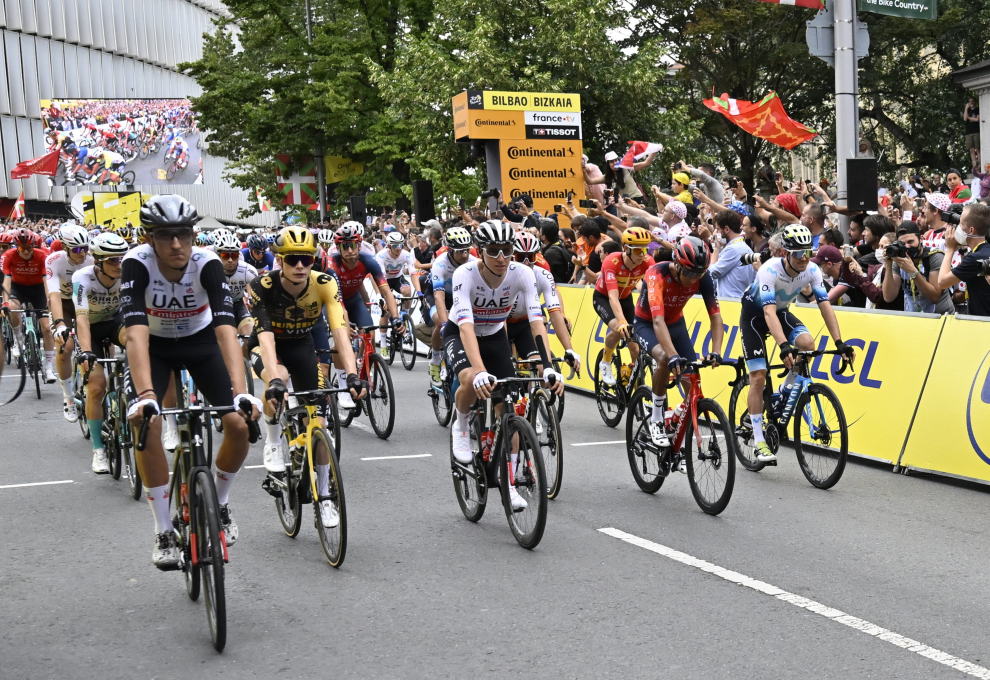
[[897, 315, 990, 482]]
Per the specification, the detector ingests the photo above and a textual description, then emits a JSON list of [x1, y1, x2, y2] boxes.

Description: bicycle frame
[[762, 351, 851, 432], [270, 389, 346, 505]]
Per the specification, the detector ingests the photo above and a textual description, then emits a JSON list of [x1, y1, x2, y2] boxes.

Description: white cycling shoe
[[92, 448, 110, 474], [11, 342, 20, 359], [44, 366, 58, 384], [153, 531, 182, 571], [508, 484, 528, 511], [162, 427, 179, 452], [63, 398, 79, 423], [451, 427, 473, 464], [263, 442, 285, 473], [649, 421, 670, 447], [599, 361, 616, 386], [338, 390, 356, 410], [318, 499, 340, 528]]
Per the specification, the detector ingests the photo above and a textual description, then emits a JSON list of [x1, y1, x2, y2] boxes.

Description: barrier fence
[[547, 284, 990, 486]]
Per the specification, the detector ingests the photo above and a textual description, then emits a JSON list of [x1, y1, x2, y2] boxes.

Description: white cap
[[604, 151, 619, 162]]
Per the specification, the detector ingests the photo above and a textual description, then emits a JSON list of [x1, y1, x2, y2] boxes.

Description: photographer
[[709, 209, 754, 299], [881, 221, 954, 314], [499, 193, 541, 229], [539, 218, 574, 284], [939, 203, 990, 316]]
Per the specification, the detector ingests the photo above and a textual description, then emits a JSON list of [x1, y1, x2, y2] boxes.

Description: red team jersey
[[2, 247, 50, 286], [594, 251, 655, 298], [635, 261, 720, 324], [329, 251, 386, 299]]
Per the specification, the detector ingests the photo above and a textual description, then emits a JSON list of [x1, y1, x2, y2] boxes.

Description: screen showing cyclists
[[41, 98, 203, 185]]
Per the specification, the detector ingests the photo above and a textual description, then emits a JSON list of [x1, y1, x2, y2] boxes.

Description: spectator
[[582, 155, 605, 206], [820, 228, 844, 248], [921, 192, 952, 252], [965, 97, 981, 169], [856, 214, 895, 266], [756, 156, 777, 196], [683, 161, 724, 203], [575, 221, 605, 285], [842, 233, 903, 310], [973, 163, 990, 201], [939, 203, 990, 316], [946, 168, 972, 204], [800, 203, 827, 248], [742, 213, 769, 253], [708, 209, 755, 299], [539, 218, 573, 283], [584, 149, 656, 201], [881, 221, 953, 314], [500, 193, 541, 228]]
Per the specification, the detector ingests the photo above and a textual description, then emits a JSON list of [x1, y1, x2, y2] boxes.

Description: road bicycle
[[179, 369, 214, 466], [97, 352, 141, 499], [339, 322, 395, 439], [9, 306, 44, 399], [136, 382, 260, 652], [513, 358, 564, 500], [68, 338, 93, 441], [0, 311, 26, 407], [261, 385, 348, 567], [428, 342, 454, 427], [728, 349, 851, 489], [450, 376, 549, 549], [593, 339, 655, 428], [625, 358, 738, 515], [386, 296, 420, 371], [165, 153, 189, 182], [211, 336, 256, 435]]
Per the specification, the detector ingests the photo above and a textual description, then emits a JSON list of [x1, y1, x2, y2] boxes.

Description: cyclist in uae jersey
[[446, 221, 563, 510], [2, 228, 54, 369], [592, 227, 655, 386], [120, 195, 261, 571], [374, 232, 422, 355], [47, 225, 94, 418], [738, 224, 855, 463], [213, 231, 258, 336], [72, 232, 128, 475], [427, 227, 476, 384], [634, 238, 723, 447]]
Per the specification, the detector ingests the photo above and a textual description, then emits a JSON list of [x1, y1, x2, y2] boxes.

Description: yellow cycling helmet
[[274, 226, 317, 255], [116, 225, 133, 243], [621, 226, 651, 248]]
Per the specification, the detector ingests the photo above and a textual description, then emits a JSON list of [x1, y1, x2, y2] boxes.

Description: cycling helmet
[[0, 232, 12, 245], [212, 228, 234, 242], [513, 230, 540, 254], [246, 234, 267, 251], [474, 220, 514, 247], [673, 236, 711, 274], [335, 221, 363, 243], [385, 232, 405, 248], [213, 231, 242, 253], [195, 233, 210, 247], [317, 229, 335, 246], [275, 226, 317, 255], [91, 232, 129, 258], [780, 224, 813, 251], [118, 226, 135, 243], [132, 225, 146, 243], [140, 194, 199, 229], [58, 224, 90, 249], [444, 226, 473, 249], [45, 236, 55, 247], [621, 227, 652, 248], [266, 234, 276, 245], [12, 228, 35, 247]]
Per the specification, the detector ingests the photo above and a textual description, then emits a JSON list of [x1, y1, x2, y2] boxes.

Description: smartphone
[[458, 198, 466, 210], [554, 205, 563, 213], [579, 199, 594, 209], [566, 190, 574, 201], [728, 178, 738, 189], [842, 245, 855, 259]]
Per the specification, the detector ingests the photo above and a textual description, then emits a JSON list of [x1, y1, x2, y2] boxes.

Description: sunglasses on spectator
[[339, 241, 360, 251], [218, 251, 240, 261], [787, 249, 813, 259], [484, 244, 513, 259], [283, 254, 315, 268], [152, 227, 194, 244], [70, 246, 89, 254]]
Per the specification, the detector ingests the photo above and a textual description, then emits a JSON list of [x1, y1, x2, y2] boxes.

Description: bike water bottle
[[514, 396, 528, 417], [481, 430, 494, 462], [620, 364, 631, 385]]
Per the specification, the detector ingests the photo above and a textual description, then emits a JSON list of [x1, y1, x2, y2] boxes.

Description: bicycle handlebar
[[138, 398, 259, 451], [773, 349, 854, 379], [664, 356, 723, 388]]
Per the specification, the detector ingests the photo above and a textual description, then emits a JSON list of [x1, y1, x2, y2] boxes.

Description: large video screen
[[41, 99, 204, 186]]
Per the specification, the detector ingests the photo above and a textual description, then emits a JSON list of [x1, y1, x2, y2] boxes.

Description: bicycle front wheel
[[593, 348, 624, 428], [500, 416, 547, 549], [728, 376, 767, 473], [275, 425, 302, 538], [192, 469, 227, 651], [530, 388, 563, 500], [104, 418, 122, 479], [625, 386, 665, 494], [450, 418, 487, 522], [75, 360, 91, 439], [310, 427, 346, 567], [27, 332, 41, 399], [166, 162, 177, 181], [793, 384, 848, 489], [365, 354, 395, 439], [684, 398, 737, 516]]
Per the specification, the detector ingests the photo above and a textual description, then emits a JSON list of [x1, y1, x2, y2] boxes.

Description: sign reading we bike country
[[857, 0, 936, 20], [499, 141, 584, 215]]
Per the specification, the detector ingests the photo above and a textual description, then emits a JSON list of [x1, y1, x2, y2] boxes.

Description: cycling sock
[[431, 350, 442, 365], [603, 345, 614, 362], [509, 453, 518, 480], [651, 395, 666, 423], [146, 485, 174, 534], [45, 350, 55, 367], [214, 469, 237, 506], [88, 419, 104, 449], [455, 408, 469, 433], [337, 368, 348, 387], [751, 413, 766, 444], [265, 419, 281, 445], [60, 377, 73, 399], [165, 414, 178, 433], [315, 464, 330, 498]]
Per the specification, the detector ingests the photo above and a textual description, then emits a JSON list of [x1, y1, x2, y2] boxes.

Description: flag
[[752, 0, 824, 9], [10, 150, 60, 179], [703, 92, 818, 150], [11, 190, 25, 219], [275, 154, 319, 206], [616, 141, 665, 170], [256, 187, 272, 212]]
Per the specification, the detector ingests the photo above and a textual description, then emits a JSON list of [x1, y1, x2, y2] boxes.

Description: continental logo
[[476, 118, 517, 127], [509, 188, 576, 200], [506, 146, 576, 159], [508, 167, 576, 180]]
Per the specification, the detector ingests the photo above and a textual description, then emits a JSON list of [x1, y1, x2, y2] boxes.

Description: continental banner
[[499, 140, 584, 215], [898, 315, 990, 481]]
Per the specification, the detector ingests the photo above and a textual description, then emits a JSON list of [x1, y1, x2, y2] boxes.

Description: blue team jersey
[[742, 257, 828, 312], [241, 247, 274, 272]]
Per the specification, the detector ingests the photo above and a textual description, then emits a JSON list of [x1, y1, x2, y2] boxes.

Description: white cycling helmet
[[213, 228, 234, 242], [317, 229, 335, 246], [386, 232, 405, 247], [90, 232, 129, 258], [213, 232, 242, 253], [474, 219, 514, 247], [59, 224, 90, 249], [513, 230, 540, 254]]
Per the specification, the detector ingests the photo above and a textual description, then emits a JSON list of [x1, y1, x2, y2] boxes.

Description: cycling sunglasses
[[448, 247, 470, 256], [99, 256, 124, 266], [218, 251, 240, 260], [152, 227, 194, 244], [787, 248, 813, 259], [70, 246, 89, 254], [283, 254, 315, 268], [16, 244, 34, 252], [483, 244, 513, 259], [513, 252, 535, 263], [625, 246, 648, 255], [338, 241, 360, 251]]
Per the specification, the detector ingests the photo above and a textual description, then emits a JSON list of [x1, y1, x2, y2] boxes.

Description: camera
[[885, 240, 908, 259], [941, 203, 964, 226], [978, 259, 990, 278], [740, 251, 772, 265], [480, 187, 500, 200], [603, 188, 613, 201], [579, 199, 594, 209]]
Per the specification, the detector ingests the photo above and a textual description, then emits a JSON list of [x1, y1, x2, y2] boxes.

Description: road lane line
[[571, 440, 625, 447], [244, 465, 266, 469], [348, 422, 375, 434], [361, 454, 432, 461], [0, 480, 74, 489], [599, 528, 990, 679]]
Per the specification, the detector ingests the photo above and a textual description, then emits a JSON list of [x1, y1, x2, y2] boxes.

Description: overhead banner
[[324, 156, 364, 184], [857, 0, 936, 20]]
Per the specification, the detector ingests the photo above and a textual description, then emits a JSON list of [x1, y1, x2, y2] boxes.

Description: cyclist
[[213, 232, 257, 337], [315, 229, 335, 272], [447, 220, 563, 510], [242, 234, 275, 272], [328, 221, 402, 408], [593, 227, 655, 386], [2, 228, 55, 372], [427, 226, 476, 385], [73, 232, 128, 474], [507, 230, 581, 376], [68, 146, 103, 181], [166, 136, 189, 169], [739, 224, 856, 463], [47, 224, 94, 418], [248, 227, 367, 529], [375, 232, 422, 355], [121, 195, 262, 569], [634, 236, 723, 447]]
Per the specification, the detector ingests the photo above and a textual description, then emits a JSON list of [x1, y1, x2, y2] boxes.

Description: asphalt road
[[3, 357, 990, 679]]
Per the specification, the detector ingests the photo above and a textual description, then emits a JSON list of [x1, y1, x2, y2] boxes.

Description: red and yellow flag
[[703, 92, 818, 150]]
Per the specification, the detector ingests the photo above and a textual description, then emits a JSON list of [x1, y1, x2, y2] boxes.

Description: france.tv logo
[[966, 349, 990, 465]]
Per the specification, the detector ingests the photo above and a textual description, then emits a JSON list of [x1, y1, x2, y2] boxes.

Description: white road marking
[[0, 480, 74, 489], [244, 465, 267, 469], [599, 528, 990, 679], [348, 421, 375, 434], [571, 440, 625, 447], [360, 453, 432, 461]]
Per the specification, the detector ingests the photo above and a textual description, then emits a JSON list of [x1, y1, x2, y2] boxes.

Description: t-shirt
[[952, 241, 990, 317], [897, 249, 953, 314], [966, 105, 980, 134]]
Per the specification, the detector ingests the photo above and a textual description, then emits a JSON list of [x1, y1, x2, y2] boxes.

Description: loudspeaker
[[348, 195, 366, 225], [411, 180, 436, 223], [846, 158, 878, 211]]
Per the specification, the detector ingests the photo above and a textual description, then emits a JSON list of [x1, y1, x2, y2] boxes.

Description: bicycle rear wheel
[[365, 354, 395, 439], [400, 317, 416, 370], [166, 162, 177, 181], [593, 348, 624, 428], [684, 398, 737, 515], [625, 386, 666, 494], [75, 361, 91, 440], [451, 418, 487, 522], [793, 384, 848, 489], [310, 427, 346, 567], [27, 332, 41, 399], [728, 378, 767, 473], [192, 469, 227, 651], [105, 417, 122, 479], [530, 389, 563, 500], [500, 416, 547, 549]]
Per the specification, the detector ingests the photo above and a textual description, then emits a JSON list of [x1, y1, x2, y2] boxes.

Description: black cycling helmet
[[140, 194, 199, 229], [673, 236, 711, 274], [246, 234, 267, 251]]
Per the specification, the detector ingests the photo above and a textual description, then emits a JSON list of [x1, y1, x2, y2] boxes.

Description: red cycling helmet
[[673, 236, 711, 274], [0, 232, 13, 245], [12, 228, 35, 248]]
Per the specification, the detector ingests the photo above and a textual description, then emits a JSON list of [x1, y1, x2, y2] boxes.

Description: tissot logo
[[525, 125, 580, 139], [507, 146, 575, 159]]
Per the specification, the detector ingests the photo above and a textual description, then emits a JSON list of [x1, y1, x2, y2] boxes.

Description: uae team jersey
[[508, 264, 561, 322], [430, 252, 478, 297], [450, 261, 543, 336], [2, 247, 50, 286], [594, 251, 655, 299], [635, 261, 720, 324], [72, 265, 121, 323], [46, 249, 94, 299], [225, 260, 259, 300], [329, 251, 386, 299]]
